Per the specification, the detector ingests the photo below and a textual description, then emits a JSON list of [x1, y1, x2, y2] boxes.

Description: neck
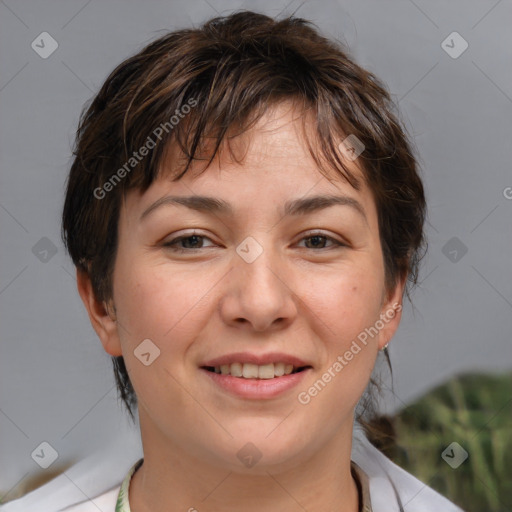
[[129, 412, 359, 512]]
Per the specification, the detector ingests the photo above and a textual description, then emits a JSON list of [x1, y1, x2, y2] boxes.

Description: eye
[[163, 232, 216, 252], [297, 232, 346, 250], [162, 231, 346, 253]]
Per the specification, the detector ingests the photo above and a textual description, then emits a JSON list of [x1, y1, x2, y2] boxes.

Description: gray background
[[1, 0, 511, 502]]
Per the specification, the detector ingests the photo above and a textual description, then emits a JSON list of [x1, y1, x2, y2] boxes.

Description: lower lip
[[200, 368, 311, 399]]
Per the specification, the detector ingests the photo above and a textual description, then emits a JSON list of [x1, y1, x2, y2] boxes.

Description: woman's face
[[91, 102, 403, 472]]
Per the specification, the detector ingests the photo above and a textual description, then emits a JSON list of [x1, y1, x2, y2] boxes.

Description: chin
[[200, 423, 314, 474]]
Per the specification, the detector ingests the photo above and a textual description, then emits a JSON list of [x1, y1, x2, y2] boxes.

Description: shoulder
[[0, 443, 141, 512], [351, 427, 465, 512], [0, 426, 142, 512], [60, 487, 120, 512], [0, 483, 120, 512]]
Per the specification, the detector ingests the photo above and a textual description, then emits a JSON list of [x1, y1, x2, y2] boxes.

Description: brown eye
[[298, 233, 346, 250], [163, 233, 216, 252]]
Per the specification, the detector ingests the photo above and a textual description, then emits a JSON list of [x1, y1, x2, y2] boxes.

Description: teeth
[[230, 362, 243, 377], [274, 362, 285, 377], [242, 363, 259, 379], [258, 363, 274, 379], [211, 362, 301, 379]]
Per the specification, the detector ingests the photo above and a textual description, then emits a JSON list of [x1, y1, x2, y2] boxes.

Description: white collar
[[0, 425, 463, 512], [351, 425, 464, 511]]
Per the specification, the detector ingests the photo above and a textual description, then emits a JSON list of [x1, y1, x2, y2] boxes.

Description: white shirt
[[0, 426, 464, 512]]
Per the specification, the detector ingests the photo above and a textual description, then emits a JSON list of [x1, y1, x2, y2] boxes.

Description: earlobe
[[76, 268, 123, 356]]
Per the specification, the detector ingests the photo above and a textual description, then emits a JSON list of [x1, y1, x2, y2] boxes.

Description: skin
[[78, 101, 404, 512]]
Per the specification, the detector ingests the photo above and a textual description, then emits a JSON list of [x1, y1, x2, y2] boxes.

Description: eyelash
[[163, 231, 346, 253]]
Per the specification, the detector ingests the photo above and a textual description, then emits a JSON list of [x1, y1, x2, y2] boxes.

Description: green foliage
[[383, 373, 512, 512]]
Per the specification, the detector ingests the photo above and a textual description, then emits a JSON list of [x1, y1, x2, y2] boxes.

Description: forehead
[[122, 101, 376, 224]]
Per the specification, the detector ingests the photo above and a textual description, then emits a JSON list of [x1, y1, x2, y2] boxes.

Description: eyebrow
[[140, 194, 367, 223]]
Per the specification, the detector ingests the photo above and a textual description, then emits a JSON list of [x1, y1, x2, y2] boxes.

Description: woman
[[2, 10, 463, 512]]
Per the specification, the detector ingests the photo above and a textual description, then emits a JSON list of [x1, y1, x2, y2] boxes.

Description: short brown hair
[[62, 10, 426, 418]]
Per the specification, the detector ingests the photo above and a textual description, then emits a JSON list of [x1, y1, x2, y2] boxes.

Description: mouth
[[201, 362, 313, 379], [199, 352, 313, 398]]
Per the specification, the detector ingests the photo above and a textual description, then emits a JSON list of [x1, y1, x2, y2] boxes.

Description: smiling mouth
[[202, 362, 312, 379]]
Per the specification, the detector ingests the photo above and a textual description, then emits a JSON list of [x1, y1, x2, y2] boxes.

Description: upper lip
[[200, 352, 312, 368]]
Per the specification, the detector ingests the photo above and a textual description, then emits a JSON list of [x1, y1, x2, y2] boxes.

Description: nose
[[219, 242, 298, 332]]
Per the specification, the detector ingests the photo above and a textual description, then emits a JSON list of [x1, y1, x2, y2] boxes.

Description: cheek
[[298, 260, 384, 409], [302, 262, 384, 341], [113, 263, 207, 410], [113, 260, 216, 349], [297, 269, 381, 418]]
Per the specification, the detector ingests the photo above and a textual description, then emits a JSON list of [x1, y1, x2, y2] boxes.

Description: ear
[[377, 275, 406, 350], [76, 268, 122, 356]]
